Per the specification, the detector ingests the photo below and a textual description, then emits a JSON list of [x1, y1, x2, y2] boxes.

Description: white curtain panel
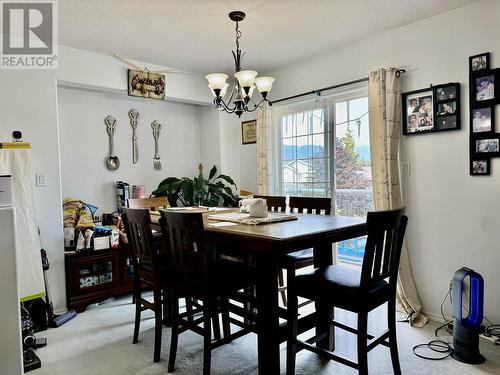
[[0, 149, 45, 302], [256, 103, 272, 195], [368, 68, 428, 328]]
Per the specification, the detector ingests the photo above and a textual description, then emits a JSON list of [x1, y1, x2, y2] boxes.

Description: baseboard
[[422, 310, 450, 323]]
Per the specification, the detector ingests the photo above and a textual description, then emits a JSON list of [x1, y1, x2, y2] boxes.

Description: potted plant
[[151, 164, 238, 207]]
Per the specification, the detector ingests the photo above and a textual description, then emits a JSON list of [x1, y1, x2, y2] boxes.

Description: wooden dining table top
[[152, 207, 366, 245]]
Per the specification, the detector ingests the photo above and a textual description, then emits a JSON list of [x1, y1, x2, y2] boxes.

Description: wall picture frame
[[469, 52, 490, 72], [241, 119, 257, 145], [470, 159, 490, 176], [402, 82, 461, 135], [128, 69, 166, 100]]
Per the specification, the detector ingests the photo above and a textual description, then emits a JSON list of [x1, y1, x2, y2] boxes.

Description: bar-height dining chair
[[159, 210, 257, 375], [122, 208, 168, 363], [280, 196, 332, 306], [253, 195, 287, 212], [286, 208, 408, 375]]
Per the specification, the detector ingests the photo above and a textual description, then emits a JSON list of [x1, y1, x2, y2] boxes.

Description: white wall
[[58, 86, 201, 212], [219, 111, 258, 193], [0, 44, 212, 313], [254, 0, 500, 322]]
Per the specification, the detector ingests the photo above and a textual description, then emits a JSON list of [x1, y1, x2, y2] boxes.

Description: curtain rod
[[271, 69, 406, 105]]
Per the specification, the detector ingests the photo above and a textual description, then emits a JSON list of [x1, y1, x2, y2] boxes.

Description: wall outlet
[[35, 173, 46, 187]]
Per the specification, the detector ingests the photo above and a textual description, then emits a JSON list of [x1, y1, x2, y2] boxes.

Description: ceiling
[[60, 0, 477, 74]]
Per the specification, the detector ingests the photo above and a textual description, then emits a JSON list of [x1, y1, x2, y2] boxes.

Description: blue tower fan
[[451, 267, 485, 364]]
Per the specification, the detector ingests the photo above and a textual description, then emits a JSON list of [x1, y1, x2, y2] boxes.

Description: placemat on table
[[208, 212, 297, 225]]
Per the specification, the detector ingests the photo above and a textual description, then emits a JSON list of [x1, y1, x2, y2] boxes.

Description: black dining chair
[[122, 208, 168, 363], [253, 195, 287, 212], [286, 208, 408, 375], [280, 196, 332, 306], [159, 210, 257, 375]]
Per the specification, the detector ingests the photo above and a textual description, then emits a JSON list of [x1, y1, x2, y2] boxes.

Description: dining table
[[199, 209, 366, 375]]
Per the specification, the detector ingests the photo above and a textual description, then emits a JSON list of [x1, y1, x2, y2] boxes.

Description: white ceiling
[[60, 0, 477, 74]]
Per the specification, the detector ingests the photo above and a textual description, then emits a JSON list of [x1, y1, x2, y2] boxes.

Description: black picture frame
[[402, 87, 434, 135], [470, 105, 495, 134], [402, 82, 461, 135], [473, 134, 500, 157], [470, 159, 490, 176], [469, 52, 490, 72], [469, 69, 498, 107]]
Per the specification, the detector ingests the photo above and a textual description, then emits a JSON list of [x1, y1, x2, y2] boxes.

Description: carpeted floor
[[32, 293, 500, 374]]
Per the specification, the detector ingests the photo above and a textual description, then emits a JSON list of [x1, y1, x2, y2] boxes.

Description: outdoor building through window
[[274, 85, 372, 266]]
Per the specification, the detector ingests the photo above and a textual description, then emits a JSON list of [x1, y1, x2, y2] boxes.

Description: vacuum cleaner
[[451, 267, 485, 364], [41, 249, 77, 327]]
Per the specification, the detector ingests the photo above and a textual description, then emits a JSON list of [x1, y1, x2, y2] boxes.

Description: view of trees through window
[[280, 95, 373, 266]]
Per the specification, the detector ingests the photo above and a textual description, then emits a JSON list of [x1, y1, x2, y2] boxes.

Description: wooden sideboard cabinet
[[65, 246, 134, 313]]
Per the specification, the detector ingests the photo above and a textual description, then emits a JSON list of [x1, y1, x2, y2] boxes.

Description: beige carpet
[[32, 294, 500, 374]]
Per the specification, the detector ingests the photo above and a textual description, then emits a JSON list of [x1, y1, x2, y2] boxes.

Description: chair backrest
[[158, 210, 207, 281], [253, 195, 286, 212], [360, 208, 408, 289], [122, 208, 157, 264], [127, 196, 169, 210], [289, 196, 332, 215]]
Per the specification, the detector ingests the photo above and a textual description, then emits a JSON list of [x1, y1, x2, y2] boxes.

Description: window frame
[[272, 82, 369, 214]]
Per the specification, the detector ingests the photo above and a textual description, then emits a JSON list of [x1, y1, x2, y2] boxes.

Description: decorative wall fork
[[151, 120, 162, 170], [128, 109, 140, 164]]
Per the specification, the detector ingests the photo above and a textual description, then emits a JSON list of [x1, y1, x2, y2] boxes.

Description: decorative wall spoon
[[104, 115, 120, 171]]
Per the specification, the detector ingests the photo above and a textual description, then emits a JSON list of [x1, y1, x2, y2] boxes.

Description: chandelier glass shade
[[205, 11, 275, 117]]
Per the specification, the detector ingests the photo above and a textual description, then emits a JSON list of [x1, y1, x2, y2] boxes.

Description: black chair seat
[[284, 248, 313, 264], [293, 265, 389, 306]]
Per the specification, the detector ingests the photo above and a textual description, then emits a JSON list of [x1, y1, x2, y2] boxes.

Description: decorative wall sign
[[128, 69, 165, 100], [241, 119, 257, 144], [402, 82, 461, 135], [469, 52, 500, 176]]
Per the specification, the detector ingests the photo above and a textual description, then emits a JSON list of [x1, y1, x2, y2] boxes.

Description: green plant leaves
[[151, 165, 238, 207]]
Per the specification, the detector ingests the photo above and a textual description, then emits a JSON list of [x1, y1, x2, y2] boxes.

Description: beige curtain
[[368, 68, 428, 328], [256, 103, 271, 194]]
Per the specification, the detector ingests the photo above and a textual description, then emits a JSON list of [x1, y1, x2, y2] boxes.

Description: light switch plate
[[36, 173, 46, 187]]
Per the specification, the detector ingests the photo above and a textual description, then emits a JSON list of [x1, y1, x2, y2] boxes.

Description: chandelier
[[205, 11, 275, 117]]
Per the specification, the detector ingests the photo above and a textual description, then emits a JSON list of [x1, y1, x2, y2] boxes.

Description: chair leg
[[162, 287, 172, 327], [203, 301, 212, 375], [168, 297, 180, 373], [186, 297, 194, 322], [132, 277, 141, 344], [221, 297, 231, 338], [387, 299, 402, 375], [153, 287, 163, 363], [357, 312, 368, 375], [212, 309, 221, 341], [279, 268, 288, 306], [286, 287, 298, 375]]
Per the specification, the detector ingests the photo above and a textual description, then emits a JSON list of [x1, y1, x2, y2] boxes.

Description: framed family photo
[[241, 119, 257, 144], [471, 106, 495, 133], [402, 88, 434, 134], [475, 137, 500, 155], [470, 159, 490, 176], [403, 82, 460, 135], [469, 52, 490, 72]]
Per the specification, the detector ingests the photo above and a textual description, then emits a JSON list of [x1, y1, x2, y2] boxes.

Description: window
[[275, 85, 373, 266]]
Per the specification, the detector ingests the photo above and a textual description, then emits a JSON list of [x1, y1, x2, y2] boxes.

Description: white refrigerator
[[0, 206, 23, 375]]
